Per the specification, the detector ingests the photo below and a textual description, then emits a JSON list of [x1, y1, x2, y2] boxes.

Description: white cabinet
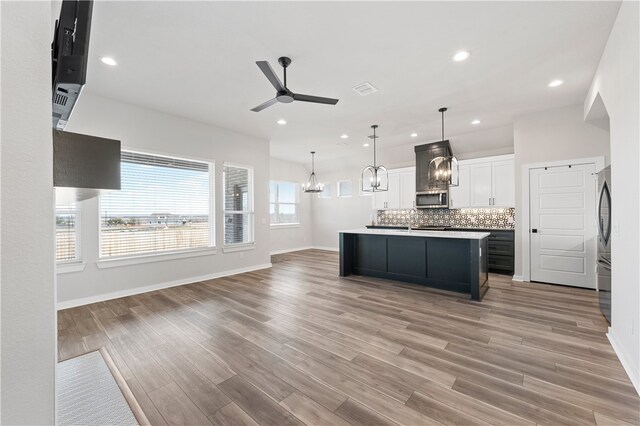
[[451, 155, 515, 208], [373, 167, 415, 209], [399, 172, 416, 209], [491, 160, 516, 207], [449, 165, 469, 209], [469, 163, 493, 207]]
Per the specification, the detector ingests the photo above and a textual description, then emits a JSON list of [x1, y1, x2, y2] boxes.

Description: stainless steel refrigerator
[[597, 166, 612, 324]]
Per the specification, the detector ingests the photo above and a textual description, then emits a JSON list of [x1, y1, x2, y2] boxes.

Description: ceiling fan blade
[[250, 97, 278, 112], [256, 61, 285, 92], [293, 93, 339, 105]]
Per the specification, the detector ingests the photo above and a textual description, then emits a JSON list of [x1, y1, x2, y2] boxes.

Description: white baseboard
[[57, 263, 273, 310], [607, 330, 640, 395], [270, 246, 313, 255], [311, 246, 339, 252], [512, 275, 525, 282]]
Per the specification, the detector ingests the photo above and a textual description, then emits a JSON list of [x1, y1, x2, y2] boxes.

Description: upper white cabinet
[[373, 167, 415, 209], [449, 165, 470, 209], [491, 160, 516, 207], [469, 163, 493, 207], [452, 155, 515, 208]]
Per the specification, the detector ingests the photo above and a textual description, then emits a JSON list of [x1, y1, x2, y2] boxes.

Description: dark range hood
[[53, 130, 121, 204]]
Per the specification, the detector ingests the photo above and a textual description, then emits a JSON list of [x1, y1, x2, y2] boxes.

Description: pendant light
[[361, 124, 388, 192], [428, 107, 459, 187], [302, 151, 324, 193]]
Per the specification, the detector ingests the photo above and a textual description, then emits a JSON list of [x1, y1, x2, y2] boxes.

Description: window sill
[[270, 223, 301, 229], [97, 247, 217, 269], [57, 262, 86, 274], [222, 243, 256, 253]]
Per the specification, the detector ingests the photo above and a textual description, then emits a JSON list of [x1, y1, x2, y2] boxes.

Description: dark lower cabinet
[[340, 232, 488, 300], [365, 226, 515, 275]]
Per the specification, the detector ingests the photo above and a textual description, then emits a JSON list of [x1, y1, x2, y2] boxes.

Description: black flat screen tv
[[52, 0, 93, 130]]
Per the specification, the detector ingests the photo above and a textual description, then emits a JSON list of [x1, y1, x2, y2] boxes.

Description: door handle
[[531, 229, 538, 233]]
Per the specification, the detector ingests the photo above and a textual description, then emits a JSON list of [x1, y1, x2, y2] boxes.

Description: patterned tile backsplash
[[377, 207, 515, 229]]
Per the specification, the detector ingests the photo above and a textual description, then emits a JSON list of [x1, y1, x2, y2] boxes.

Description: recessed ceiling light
[[452, 51, 470, 62], [548, 80, 564, 88], [100, 57, 117, 66], [341, 134, 349, 139], [363, 143, 370, 147], [410, 133, 418, 138], [471, 119, 481, 125], [277, 119, 287, 125]]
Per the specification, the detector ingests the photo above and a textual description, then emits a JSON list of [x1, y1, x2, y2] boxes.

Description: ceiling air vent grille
[[352, 82, 377, 96], [54, 92, 68, 106]]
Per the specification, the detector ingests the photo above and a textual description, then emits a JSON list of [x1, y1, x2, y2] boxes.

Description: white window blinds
[[100, 151, 213, 258], [56, 203, 78, 262], [223, 164, 253, 245], [270, 181, 299, 225]]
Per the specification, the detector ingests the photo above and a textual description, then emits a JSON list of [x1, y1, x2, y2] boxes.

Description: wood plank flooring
[[58, 249, 639, 425]]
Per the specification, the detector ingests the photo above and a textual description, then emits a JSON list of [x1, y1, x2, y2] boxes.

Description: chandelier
[[361, 125, 388, 192], [302, 151, 324, 193], [428, 107, 459, 187]]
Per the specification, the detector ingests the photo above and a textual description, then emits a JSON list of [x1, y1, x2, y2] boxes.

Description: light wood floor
[[58, 249, 639, 426]]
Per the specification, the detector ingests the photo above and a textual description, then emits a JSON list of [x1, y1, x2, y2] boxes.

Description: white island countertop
[[339, 228, 490, 240]]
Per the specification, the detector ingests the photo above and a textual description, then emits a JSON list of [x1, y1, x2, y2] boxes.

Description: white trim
[[97, 247, 217, 269], [222, 243, 256, 253], [511, 275, 525, 282], [270, 246, 314, 255], [270, 223, 301, 229], [520, 156, 604, 282], [607, 330, 640, 396], [56, 262, 87, 274], [57, 262, 273, 310], [312, 245, 339, 252]]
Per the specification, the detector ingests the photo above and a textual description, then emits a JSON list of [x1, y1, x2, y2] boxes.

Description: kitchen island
[[339, 228, 490, 300]]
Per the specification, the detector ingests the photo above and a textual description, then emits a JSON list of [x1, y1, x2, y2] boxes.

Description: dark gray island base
[[339, 229, 489, 301]]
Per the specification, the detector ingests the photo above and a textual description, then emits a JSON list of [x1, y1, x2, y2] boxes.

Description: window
[[338, 180, 353, 197], [270, 181, 299, 225], [318, 183, 332, 198], [223, 164, 253, 245], [56, 203, 79, 262], [100, 151, 212, 258]]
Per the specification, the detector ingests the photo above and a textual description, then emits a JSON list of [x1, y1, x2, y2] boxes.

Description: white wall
[[584, 0, 639, 392], [311, 168, 377, 250], [0, 2, 56, 423], [269, 158, 313, 253], [513, 104, 610, 279], [57, 93, 271, 307]]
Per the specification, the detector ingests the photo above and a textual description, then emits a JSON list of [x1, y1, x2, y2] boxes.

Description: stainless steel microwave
[[416, 190, 449, 209]]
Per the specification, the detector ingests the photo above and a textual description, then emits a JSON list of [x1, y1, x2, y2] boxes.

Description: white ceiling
[[76, 1, 620, 164]]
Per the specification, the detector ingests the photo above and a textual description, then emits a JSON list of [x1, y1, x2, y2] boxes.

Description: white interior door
[[469, 163, 492, 207], [530, 163, 596, 288]]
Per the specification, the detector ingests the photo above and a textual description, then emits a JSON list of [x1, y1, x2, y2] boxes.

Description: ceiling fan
[[250, 57, 339, 112]]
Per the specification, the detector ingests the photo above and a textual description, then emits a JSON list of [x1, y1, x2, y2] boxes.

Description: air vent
[[54, 92, 68, 106], [352, 82, 378, 96]]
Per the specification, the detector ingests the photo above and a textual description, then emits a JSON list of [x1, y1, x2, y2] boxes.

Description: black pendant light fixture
[[303, 151, 324, 193], [361, 125, 388, 192], [428, 107, 459, 187]]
